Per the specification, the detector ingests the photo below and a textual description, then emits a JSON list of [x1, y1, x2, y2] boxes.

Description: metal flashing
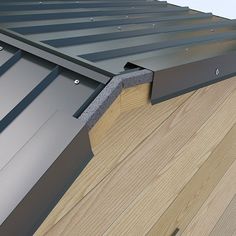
[[0, 1, 231, 74], [0, 29, 112, 84], [1, 1, 236, 235], [0, 112, 93, 236], [126, 39, 236, 104], [0, 34, 99, 235]]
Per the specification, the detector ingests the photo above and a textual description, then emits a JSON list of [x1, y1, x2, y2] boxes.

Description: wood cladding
[[36, 77, 236, 236]]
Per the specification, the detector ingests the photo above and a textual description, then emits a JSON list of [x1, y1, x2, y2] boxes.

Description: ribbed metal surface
[[0, 34, 97, 235], [1, 2, 236, 235], [0, 37, 102, 133], [1, 0, 236, 74]]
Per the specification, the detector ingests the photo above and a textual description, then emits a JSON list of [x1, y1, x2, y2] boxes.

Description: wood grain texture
[[35, 87, 192, 235], [43, 78, 236, 236], [210, 195, 236, 236], [90, 83, 150, 148], [147, 123, 236, 236], [182, 155, 236, 235], [120, 83, 151, 113], [89, 94, 121, 148], [104, 83, 236, 236]]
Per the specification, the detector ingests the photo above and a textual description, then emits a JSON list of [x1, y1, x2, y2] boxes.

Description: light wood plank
[[44, 78, 236, 236], [35, 88, 192, 236], [89, 94, 121, 148], [90, 83, 150, 148], [210, 195, 236, 236], [147, 124, 236, 236], [182, 159, 236, 235], [120, 83, 151, 113], [104, 84, 236, 235]]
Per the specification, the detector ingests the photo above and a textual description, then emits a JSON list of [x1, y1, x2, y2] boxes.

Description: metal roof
[[0, 29, 103, 235], [1, 1, 236, 235], [0, 32, 106, 133], [1, 0, 236, 75]]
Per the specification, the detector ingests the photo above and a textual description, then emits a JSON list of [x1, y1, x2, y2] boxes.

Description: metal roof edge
[[0, 28, 113, 84], [0, 112, 93, 235]]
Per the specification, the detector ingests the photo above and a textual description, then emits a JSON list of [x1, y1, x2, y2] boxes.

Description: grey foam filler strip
[[79, 69, 153, 130]]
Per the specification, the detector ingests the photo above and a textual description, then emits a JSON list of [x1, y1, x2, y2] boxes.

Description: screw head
[[215, 68, 220, 76], [0, 46, 3, 51], [74, 79, 80, 85], [90, 17, 94, 22], [117, 26, 122, 30]]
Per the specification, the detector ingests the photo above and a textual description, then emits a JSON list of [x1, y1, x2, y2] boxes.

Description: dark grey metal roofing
[[1, 1, 236, 235], [1, 0, 236, 74], [0, 32, 106, 132], [0, 31, 98, 235]]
